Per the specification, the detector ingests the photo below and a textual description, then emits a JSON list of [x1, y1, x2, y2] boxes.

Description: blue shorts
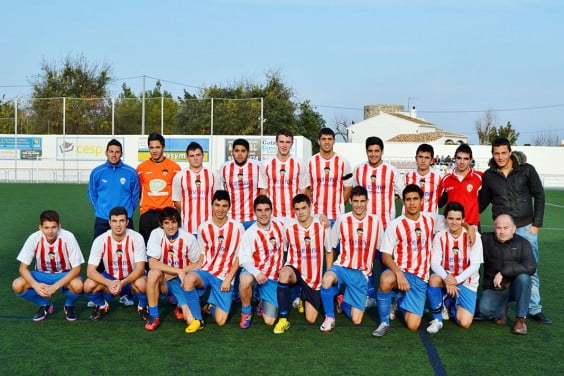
[[258, 279, 278, 308], [101, 271, 132, 296], [241, 220, 256, 230], [31, 271, 72, 292], [454, 284, 477, 314], [166, 278, 187, 306], [194, 270, 233, 314], [399, 272, 427, 317], [327, 265, 367, 311]]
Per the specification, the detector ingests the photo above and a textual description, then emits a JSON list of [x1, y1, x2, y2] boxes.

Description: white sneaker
[[427, 319, 443, 334], [372, 323, 391, 337], [365, 297, 377, 309], [441, 295, 450, 321], [119, 295, 135, 306], [320, 315, 336, 332], [292, 297, 300, 309], [390, 302, 398, 320], [87, 301, 96, 308]]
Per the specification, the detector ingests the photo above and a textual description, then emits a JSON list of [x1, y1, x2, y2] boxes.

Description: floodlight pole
[[111, 98, 115, 136], [260, 97, 264, 160], [141, 74, 146, 135], [14, 97, 18, 180], [161, 96, 164, 134], [62, 97, 66, 182]]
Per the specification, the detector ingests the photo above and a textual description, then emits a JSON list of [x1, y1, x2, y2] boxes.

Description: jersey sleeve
[[172, 172, 182, 202], [185, 232, 201, 263], [342, 158, 354, 187], [62, 230, 85, 267], [16, 232, 40, 265], [298, 161, 309, 190], [257, 162, 267, 189], [88, 235, 104, 266], [214, 165, 226, 191], [132, 232, 147, 263], [329, 215, 343, 250], [146, 228, 163, 260], [393, 167, 406, 196], [379, 223, 398, 255]]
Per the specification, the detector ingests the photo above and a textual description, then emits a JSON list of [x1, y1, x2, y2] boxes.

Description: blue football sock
[[341, 301, 352, 319], [62, 290, 81, 306], [427, 286, 444, 321], [149, 305, 159, 318], [18, 289, 49, 306], [184, 289, 202, 320], [291, 285, 300, 300], [277, 282, 290, 318], [321, 286, 337, 318], [136, 293, 148, 308], [208, 304, 216, 318], [377, 290, 392, 326], [86, 292, 106, 307], [241, 305, 252, 315]]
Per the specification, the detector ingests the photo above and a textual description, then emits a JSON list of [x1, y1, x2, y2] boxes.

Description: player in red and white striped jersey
[[273, 194, 332, 334], [183, 190, 244, 332], [238, 195, 287, 328], [403, 144, 443, 214], [144, 207, 202, 331], [353, 137, 404, 228], [426, 202, 483, 334], [307, 128, 353, 221], [13, 210, 84, 321], [84, 206, 147, 321], [264, 129, 309, 218], [319, 186, 384, 331], [215, 139, 267, 227], [172, 142, 215, 234]]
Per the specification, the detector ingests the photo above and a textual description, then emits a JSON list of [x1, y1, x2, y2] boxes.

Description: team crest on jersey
[[116, 248, 124, 257], [237, 173, 244, 180], [419, 178, 426, 188], [452, 246, 460, 254], [356, 227, 364, 236], [162, 169, 169, 176], [269, 236, 277, 245], [370, 174, 377, 182], [218, 235, 225, 244], [304, 236, 312, 245], [195, 179, 201, 186], [323, 167, 331, 175], [48, 251, 56, 259], [466, 184, 474, 192], [279, 168, 287, 176], [120, 177, 126, 185], [415, 228, 422, 237]]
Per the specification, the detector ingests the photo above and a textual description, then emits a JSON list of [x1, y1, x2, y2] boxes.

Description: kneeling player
[[12, 210, 84, 321], [84, 206, 148, 320], [426, 202, 483, 333], [238, 195, 286, 328], [273, 194, 331, 334], [144, 207, 202, 331], [320, 186, 383, 332], [183, 190, 244, 333]]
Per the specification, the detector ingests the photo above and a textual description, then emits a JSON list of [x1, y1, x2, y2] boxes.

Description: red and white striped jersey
[[17, 229, 84, 273], [146, 227, 201, 270], [198, 218, 244, 280], [307, 153, 353, 220], [172, 167, 215, 233], [330, 213, 383, 277], [88, 229, 147, 280], [215, 160, 267, 222], [431, 230, 483, 291], [403, 169, 443, 213], [284, 217, 331, 290], [353, 162, 404, 228], [380, 213, 443, 281], [239, 218, 287, 281], [263, 156, 309, 217]]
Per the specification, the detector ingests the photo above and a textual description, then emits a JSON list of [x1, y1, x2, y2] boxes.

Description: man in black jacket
[[479, 137, 550, 324], [479, 214, 536, 335]]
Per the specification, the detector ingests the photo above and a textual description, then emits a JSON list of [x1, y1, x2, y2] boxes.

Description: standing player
[[319, 186, 384, 332], [404, 143, 442, 213], [12, 210, 84, 321], [88, 139, 139, 238], [307, 127, 354, 221], [137, 132, 181, 242], [216, 138, 267, 229], [183, 190, 245, 333], [263, 129, 309, 218], [372, 184, 443, 337], [353, 136, 404, 229], [172, 141, 215, 234], [144, 207, 202, 331], [238, 195, 287, 328], [273, 194, 332, 334], [84, 206, 148, 320], [426, 202, 483, 334], [441, 144, 482, 227]]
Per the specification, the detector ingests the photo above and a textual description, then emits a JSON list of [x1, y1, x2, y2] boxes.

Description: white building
[[347, 105, 468, 145]]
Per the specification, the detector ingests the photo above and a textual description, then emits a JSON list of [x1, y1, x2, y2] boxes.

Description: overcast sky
[[1, 0, 563, 144]]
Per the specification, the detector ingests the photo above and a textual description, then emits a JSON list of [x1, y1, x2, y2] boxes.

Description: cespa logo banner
[[56, 137, 125, 160]]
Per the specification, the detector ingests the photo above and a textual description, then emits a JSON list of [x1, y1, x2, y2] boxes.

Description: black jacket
[[479, 153, 545, 228], [481, 232, 536, 290]]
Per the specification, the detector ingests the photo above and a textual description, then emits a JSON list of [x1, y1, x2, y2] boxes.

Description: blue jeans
[[479, 274, 532, 319], [515, 224, 541, 315]]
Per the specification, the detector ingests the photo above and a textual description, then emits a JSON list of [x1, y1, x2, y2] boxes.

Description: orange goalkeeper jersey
[[136, 157, 181, 214]]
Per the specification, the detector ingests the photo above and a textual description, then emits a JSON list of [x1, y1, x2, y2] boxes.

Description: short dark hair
[[455, 143, 473, 159], [40, 210, 60, 225], [350, 186, 368, 200], [148, 132, 165, 147], [254, 195, 272, 210], [492, 137, 512, 152], [159, 207, 181, 225], [232, 138, 250, 152], [212, 190, 231, 206], [276, 129, 294, 142], [443, 201, 465, 218], [318, 127, 335, 139], [416, 143, 434, 158], [402, 184, 423, 199], [109, 206, 128, 218], [292, 193, 311, 207], [366, 136, 384, 150], [106, 139, 122, 153], [186, 141, 203, 154]]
